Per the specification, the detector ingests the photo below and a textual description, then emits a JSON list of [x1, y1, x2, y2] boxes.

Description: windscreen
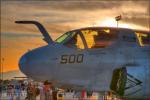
[[55, 32, 72, 43], [55, 31, 85, 49]]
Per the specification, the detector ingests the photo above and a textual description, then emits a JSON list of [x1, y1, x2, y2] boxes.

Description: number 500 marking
[[60, 54, 84, 64]]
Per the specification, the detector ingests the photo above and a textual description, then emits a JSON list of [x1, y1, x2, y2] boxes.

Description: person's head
[[44, 80, 53, 88], [44, 80, 49, 85]]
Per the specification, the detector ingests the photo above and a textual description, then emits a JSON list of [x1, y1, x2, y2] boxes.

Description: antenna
[[115, 15, 122, 27]]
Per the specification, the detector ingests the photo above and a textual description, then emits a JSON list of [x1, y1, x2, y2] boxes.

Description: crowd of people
[[0, 80, 58, 100], [1, 81, 121, 100], [1, 81, 26, 100], [26, 80, 57, 100], [1, 80, 117, 100]]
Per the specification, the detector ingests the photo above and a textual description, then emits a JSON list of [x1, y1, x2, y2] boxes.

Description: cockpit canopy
[[55, 27, 150, 49], [136, 31, 150, 46]]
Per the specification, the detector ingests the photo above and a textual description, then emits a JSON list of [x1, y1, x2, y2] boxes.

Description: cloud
[[1, 32, 60, 51], [6, 0, 147, 12], [1, 0, 149, 32], [1, 32, 42, 38]]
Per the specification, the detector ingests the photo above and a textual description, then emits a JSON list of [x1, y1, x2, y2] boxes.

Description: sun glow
[[97, 18, 130, 28]]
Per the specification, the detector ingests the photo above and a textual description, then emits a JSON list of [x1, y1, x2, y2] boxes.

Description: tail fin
[[15, 21, 53, 44]]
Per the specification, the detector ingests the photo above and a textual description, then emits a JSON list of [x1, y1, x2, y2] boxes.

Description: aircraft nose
[[19, 54, 28, 74], [19, 44, 58, 80]]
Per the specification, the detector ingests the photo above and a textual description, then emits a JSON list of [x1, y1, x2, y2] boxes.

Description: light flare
[[97, 18, 130, 28], [95, 18, 149, 31]]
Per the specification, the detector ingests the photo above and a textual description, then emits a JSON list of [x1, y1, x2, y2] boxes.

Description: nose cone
[[19, 54, 28, 75], [18, 44, 59, 81]]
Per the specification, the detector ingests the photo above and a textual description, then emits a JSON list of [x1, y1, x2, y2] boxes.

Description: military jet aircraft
[[16, 21, 150, 99]]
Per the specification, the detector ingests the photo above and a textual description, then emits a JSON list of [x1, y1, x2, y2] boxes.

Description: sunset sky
[[1, 0, 150, 72]]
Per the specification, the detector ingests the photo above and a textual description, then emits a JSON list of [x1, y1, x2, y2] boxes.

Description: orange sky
[[1, 0, 149, 72]]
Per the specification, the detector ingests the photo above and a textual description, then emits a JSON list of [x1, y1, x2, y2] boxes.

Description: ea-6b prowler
[[16, 21, 150, 99]]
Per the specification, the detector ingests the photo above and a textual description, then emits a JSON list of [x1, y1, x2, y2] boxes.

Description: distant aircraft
[[16, 21, 150, 99]]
